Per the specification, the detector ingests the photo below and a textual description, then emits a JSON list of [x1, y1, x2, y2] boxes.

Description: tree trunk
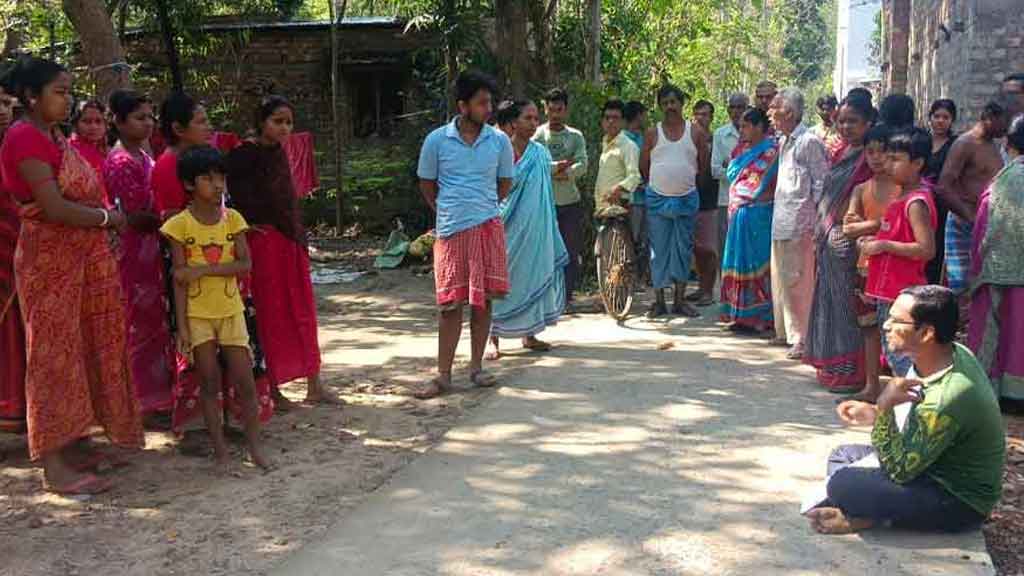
[[154, 0, 183, 92], [529, 0, 557, 87], [494, 0, 529, 98], [585, 0, 601, 86], [443, 0, 457, 115], [61, 0, 132, 101], [329, 0, 350, 234], [2, 0, 25, 59]]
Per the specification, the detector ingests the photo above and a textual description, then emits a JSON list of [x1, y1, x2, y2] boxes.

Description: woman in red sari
[[103, 90, 174, 415], [153, 92, 211, 220], [0, 57, 142, 494], [70, 100, 109, 175], [0, 79, 25, 434], [227, 96, 333, 407]]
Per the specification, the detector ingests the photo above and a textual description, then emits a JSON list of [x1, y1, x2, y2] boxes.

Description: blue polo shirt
[[417, 118, 515, 238]]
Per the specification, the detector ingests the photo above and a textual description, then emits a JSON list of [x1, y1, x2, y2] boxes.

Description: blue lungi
[[646, 187, 698, 289]]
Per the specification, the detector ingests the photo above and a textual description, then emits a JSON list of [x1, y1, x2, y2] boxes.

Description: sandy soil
[[0, 268, 492, 576]]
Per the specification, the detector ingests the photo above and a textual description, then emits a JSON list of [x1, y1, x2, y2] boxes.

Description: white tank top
[[649, 121, 698, 197]]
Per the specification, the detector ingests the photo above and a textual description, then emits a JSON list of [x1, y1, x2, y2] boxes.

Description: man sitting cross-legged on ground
[[807, 285, 1005, 534]]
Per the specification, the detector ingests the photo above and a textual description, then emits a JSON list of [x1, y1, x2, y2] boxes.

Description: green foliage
[[779, 0, 833, 86]]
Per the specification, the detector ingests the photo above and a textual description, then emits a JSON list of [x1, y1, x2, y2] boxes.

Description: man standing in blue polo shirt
[[414, 70, 515, 399]]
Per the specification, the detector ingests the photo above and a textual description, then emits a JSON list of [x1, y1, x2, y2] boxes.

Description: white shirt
[[650, 121, 699, 197], [712, 123, 741, 207], [772, 124, 829, 240]]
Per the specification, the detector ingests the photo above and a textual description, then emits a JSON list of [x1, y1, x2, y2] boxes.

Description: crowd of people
[[417, 69, 1023, 534], [0, 56, 335, 494], [1, 49, 1021, 537]]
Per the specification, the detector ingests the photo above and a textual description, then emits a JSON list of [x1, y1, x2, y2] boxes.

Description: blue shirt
[[417, 118, 515, 238], [625, 129, 646, 205]]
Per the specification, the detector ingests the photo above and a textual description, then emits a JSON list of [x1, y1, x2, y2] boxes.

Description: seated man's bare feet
[[805, 507, 874, 534]]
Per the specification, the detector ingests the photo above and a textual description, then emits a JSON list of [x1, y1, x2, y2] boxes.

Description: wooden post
[[329, 0, 349, 235]]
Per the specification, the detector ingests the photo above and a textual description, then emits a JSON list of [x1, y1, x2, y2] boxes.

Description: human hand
[[175, 328, 191, 357], [843, 212, 863, 225], [174, 266, 204, 285], [108, 210, 128, 233], [876, 378, 924, 412], [836, 400, 878, 427], [859, 239, 886, 257]]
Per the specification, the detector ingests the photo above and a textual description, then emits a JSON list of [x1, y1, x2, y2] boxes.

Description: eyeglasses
[[885, 317, 918, 326]]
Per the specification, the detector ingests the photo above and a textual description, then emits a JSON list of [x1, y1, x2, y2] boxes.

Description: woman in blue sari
[[720, 108, 779, 332], [488, 100, 568, 359]]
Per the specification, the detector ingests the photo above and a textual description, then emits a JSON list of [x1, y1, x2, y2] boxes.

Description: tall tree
[[585, 0, 600, 85], [61, 0, 131, 100], [494, 0, 529, 98]]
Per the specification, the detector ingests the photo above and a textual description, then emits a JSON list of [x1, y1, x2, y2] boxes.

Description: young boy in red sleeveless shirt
[[861, 128, 937, 378]]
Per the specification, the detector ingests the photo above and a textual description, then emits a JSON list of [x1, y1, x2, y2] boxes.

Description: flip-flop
[[523, 340, 552, 352], [672, 304, 701, 318], [470, 370, 498, 388], [45, 473, 113, 496], [685, 291, 706, 302], [695, 296, 715, 308], [646, 303, 668, 319]]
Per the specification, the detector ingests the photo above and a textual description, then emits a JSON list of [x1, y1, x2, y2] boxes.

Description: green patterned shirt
[[872, 344, 1006, 516]]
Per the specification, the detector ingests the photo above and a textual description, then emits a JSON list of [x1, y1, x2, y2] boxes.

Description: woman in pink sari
[[227, 96, 333, 408], [103, 90, 174, 415]]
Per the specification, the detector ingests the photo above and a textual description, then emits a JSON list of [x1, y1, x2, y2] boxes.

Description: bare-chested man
[[936, 100, 1009, 296]]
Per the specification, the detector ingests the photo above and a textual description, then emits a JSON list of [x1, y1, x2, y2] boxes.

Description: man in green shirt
[[807, 285, 1005, 534], [534, 88, 588, 311]]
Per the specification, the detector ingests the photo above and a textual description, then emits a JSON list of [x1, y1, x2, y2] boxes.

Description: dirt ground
[[0, 263, 493, 576], [1, 237, 1023, 575]]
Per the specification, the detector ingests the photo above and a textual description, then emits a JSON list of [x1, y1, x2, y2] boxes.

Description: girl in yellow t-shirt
[[160, 145, 270, 470]]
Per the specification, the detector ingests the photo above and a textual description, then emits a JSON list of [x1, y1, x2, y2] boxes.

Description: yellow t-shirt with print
[[160, 208, 248, 319]]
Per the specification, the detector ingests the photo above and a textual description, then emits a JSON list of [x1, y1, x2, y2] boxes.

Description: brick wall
[[117, 22, 433, 185], [885, 0, 1024, 125]]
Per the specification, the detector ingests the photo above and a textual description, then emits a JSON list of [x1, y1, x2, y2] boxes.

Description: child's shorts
[[189, 312, 250, 350]]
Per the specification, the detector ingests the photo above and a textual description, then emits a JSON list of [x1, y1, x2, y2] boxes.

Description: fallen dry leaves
[[985, 412, 1024, 576]]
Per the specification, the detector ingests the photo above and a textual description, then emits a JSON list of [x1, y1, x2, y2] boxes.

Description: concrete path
[[272, 311, 995, 576]]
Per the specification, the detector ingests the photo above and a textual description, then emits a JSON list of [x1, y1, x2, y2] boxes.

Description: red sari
[[226, 142, 321, 387], [0, 179, 25, 431], [1, 122, 143, 459]]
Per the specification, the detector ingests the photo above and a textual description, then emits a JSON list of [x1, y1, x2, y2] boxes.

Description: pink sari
[[103, 147, 174, 413]]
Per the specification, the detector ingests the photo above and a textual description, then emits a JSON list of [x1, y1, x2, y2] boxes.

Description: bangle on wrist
[[99, 208, 110, 228]]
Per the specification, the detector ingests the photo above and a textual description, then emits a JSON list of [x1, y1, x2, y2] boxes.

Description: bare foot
[[470, 369, 498, 388], [486, 336, 501, 361], [248, 443, 274, 471], [412, 375, 451, 399], [272, 389, 297, 413], [806, 507, 873, 534]]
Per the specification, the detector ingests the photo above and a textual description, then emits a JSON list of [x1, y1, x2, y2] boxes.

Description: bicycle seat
[[595, 205, 629, 220]]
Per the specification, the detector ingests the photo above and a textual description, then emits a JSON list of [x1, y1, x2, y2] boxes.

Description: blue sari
[[492, 141, 568, 338], [719, 137, 779, 330]]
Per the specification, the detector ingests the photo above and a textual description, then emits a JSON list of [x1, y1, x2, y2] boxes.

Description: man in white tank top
[[640, 85, 711, 318]]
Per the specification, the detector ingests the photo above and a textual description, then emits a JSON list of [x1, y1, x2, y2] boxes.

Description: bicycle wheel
[[597, 221, 635, 320]]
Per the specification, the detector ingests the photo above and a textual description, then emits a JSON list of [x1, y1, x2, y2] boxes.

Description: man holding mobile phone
[[807, 285, 1005, 534]]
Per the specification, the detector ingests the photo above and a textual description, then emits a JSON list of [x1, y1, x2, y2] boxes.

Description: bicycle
[[594, 204, 636, 321]]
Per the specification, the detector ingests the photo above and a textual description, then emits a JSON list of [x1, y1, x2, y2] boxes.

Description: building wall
[[884, 0, 1024, 125], [118, 24, 431, 184]]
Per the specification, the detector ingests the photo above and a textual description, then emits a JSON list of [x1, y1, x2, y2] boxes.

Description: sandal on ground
[[685, 290, 707, 302], [522, 339, 552, 352], [69, 451, 129, 473], [412, 377, 449, 400], [45, 473, 113, 496], [695, 295, 715, 308], [470, 370, 499, 388], [672, 302, 701, 318], [646, 302, 668, 319]]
